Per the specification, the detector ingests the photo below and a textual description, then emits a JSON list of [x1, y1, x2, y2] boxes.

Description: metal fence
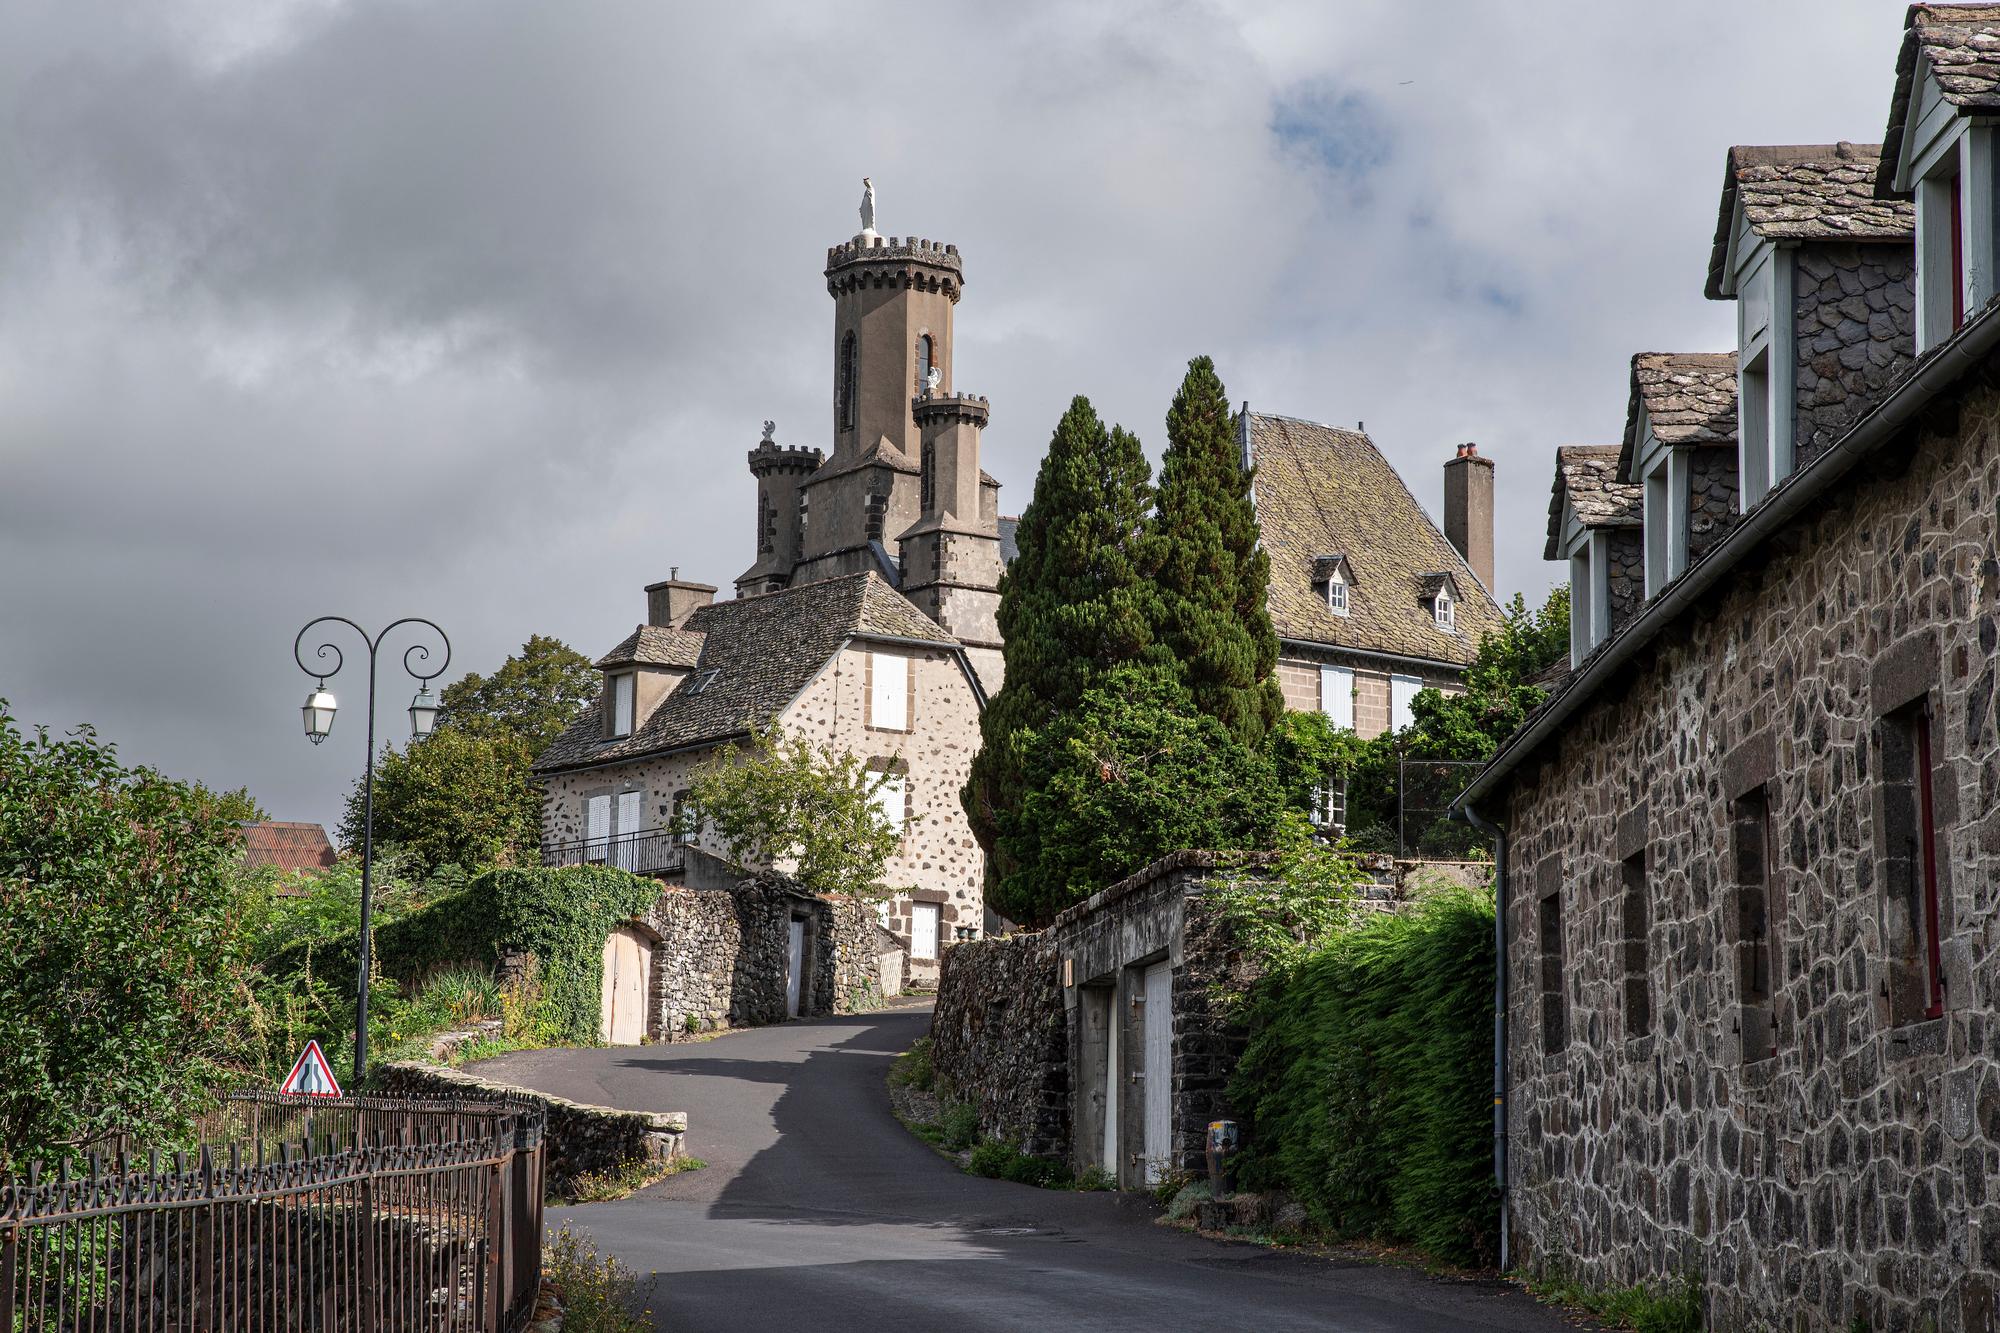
[[541, 829, 685, 877], [0, 1092, 546, 1332], [1396, 757, 1490, 860]]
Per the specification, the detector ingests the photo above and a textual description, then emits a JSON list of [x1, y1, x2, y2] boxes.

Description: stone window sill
[[1884, 1016, 1948, 1062]]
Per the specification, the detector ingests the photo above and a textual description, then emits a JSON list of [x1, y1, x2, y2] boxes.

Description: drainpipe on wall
[[1459, 798, 1509, 1272]]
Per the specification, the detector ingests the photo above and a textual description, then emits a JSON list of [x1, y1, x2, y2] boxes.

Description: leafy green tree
[[1264, 710, 1367, 818], [964, 396, 1166, 872], [194, 782, 268, 824], [440, 634, 598, 751], [992, 667, 1280, 926], [1151, 356, 1284, 746], [340, 728, 540, 874], [684, 726, 902, 901], [0, 706, 254, 1169]]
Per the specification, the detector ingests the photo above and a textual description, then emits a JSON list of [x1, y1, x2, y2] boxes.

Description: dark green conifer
[[962, 396, 1165, 873], [1151, 355, 1284, 745]]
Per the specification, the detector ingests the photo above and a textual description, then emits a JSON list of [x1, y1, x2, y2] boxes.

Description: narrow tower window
[[916, 335, 934, 393], [1879, 700, 1947, 1024], [1622, 849, 1651, 1040], [1733, 783, 1779, 1061], [838, 332, 858, 431]]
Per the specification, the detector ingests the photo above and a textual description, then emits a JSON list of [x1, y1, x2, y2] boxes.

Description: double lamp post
[[294, 616, 450, 1086]]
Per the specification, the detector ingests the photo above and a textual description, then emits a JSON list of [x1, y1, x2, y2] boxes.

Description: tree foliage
[[0, 705, 254, 1169], [991, 667, 1279, 926], [341, 634, 596, 873], [1151, 356, 1284, 746], [194, 782, 268, 825], [964, 395, 1164, 873], [684, 726, 902, 901], [339, 726, 540, 875], [439, 634, 599, 751]]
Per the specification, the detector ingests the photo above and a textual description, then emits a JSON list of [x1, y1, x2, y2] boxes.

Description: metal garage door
[[1142, 960, 1172, 1184]]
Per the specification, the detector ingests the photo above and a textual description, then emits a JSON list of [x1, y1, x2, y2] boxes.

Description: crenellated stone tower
[[736, 206, 1003, 688]]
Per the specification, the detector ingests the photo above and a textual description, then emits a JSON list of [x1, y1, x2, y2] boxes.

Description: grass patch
[[967, 1139, 1074, 1189], [544, 1223, 653, 1333], [1525, 1268, 1703, 1333], [559, 1155, 707, 1205], [889, 1037, 935, 1091]]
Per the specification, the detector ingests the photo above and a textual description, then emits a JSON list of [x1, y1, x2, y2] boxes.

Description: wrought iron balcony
[[542, 829, 687, 877]]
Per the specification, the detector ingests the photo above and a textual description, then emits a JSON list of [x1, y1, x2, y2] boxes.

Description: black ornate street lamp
[[293, 616, 450, 1085]]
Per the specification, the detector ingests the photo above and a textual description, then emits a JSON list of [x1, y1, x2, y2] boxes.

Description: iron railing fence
[[1397, 757, 1490, 860], [0, 1092, 546, 1332], [541, 829, 685, 877]]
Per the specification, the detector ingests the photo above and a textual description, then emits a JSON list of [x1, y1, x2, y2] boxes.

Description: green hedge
[[263, 865, 658, 1048], [1227, 887, 1497, 1266]]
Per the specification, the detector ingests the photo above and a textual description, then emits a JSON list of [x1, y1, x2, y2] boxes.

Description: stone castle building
[[534, 203, 1006, 977], [1464, 10, 2000, 1327]]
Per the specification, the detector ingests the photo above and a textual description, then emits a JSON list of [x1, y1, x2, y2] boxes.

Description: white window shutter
[[615, 790, 642, 837], [1391, 675, 1421, 733], [870, 652, 908, 730], [612, 674, 635, 736], [1319, 666, 1355, 731], [586, 794, 611, 844], [872, 774, 907, 833], [910, 901, 939, 960]]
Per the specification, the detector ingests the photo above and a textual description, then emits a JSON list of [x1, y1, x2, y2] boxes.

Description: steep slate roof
[[1544, 446, 1640, 561], [595, 625, 706, 671], [1617, 352, 1738, 482], [1246, 411, 1504, 668], [239, 821, 338, 872], [535, 571, 956, 775], [1879, 4, 2000, 194], [1704, 143, 1913, 300]]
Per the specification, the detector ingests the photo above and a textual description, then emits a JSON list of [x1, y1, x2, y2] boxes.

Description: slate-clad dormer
[[1878, 4, 2000, 349], [1617, 352, 1738, 597], [1544, 446, 1641, 667], [1706, 144, 1915, 507]]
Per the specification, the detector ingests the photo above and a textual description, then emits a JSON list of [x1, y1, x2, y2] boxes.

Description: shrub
[[1229, 887, 1497, 1266], [544, 1224, 651, 1333], [938, 1102, 980, 1152], [1528, 1268, 1703, 1333], [967, 1139, 1074, 1189], [890, 1038, 935, 1092]]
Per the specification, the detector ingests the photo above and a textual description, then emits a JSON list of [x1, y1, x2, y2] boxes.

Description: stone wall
[[1687, 445, 1739, 560], [642, 875, 886, 1039], [379, 1060, 685, 1190], [1792, 242, 1916, 469], [1605, 528, 1645, 635], [929, 934, 1068, 1157], [1499, 355, 2000, 1330]]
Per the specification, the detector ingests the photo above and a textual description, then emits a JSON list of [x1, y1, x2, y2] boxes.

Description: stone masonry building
[[1462, 14, 2000, 1327]]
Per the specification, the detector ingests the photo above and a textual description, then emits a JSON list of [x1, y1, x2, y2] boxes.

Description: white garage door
[[1142, 960, 1173, 1184]]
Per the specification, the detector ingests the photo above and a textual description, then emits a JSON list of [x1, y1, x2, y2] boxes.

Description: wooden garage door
[[1142, 960, 1173, 1184], [599, 926, 652, 1046]]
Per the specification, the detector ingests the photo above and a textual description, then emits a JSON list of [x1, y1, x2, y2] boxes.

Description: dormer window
[[1311, 554, 1354, 618], [1434, 588, 1454, 632], [608, 673, 635, 738], [1915, 145, 1970, 351]]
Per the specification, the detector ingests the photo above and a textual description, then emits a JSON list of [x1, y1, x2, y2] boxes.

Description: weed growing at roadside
[[968, 1140, 1074, 1189], [938, 1101, 980, 1151], [544, 1224, 652, 1333], [1074, 1166, 1115, 1192], [890, 1038, 935, 1091], [1525, 1267, 1703, 1333], [559, 1155, 707, 1205]]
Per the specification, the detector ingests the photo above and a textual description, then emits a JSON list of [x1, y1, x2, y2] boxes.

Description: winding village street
[[474, 1006, 1568, 1333]]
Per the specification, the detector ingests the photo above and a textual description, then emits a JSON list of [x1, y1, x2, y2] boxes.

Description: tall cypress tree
[[1151, 355, 1284, 745], [963, 395, 1165, 869]]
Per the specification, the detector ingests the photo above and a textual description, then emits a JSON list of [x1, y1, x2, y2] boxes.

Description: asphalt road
[[470, 1005, 1566, 1333]]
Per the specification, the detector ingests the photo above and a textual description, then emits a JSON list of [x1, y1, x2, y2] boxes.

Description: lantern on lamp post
[[292, 616, 450, 1086]]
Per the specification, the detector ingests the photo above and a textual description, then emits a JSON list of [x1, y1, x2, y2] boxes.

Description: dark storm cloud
[[0, 0, 1908, 828]]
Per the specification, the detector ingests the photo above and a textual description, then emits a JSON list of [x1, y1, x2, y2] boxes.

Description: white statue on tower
[[859, 177, 877, 236]]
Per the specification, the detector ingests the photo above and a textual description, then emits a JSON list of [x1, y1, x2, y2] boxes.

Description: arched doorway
[[599, 925, 654, 1045]]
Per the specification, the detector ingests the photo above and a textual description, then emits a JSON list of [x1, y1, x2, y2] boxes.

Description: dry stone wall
[[1688, 446, 1740, 560], [379, 1061, 685, 1190], [929, 934, 1068, 1157], [1501, 355, 2000, 1331]]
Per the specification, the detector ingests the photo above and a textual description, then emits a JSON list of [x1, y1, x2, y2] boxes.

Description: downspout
[[1459, 797, 1509, 1272]]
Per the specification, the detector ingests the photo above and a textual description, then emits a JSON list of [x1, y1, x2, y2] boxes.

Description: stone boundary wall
[[928, 934, 1066, 1157], [379, 1061, 685, 1189], [640, 874, 890, 1041]]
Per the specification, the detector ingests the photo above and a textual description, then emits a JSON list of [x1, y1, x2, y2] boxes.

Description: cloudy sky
[[0, 0, 1908, 829]]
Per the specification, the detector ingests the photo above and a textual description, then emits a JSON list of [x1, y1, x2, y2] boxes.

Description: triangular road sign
[[279, 1039, 344, 1098]]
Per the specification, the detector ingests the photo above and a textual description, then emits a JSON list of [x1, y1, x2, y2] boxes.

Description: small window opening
[[1539, 890, 1566, 1056], [1732, 784, 1779, 1061], [1622, 849, 1651, 1040], [916, 335, 934, 393], [1327, 574, 1348, 615], [1434, 590, 1455, 631], [838, 332, 858, 431], [684, 668, 722, 696], [1879, 700, 1948, 1024]]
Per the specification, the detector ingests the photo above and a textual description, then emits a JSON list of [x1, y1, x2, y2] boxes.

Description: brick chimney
[[646, 568, 717, 628], [1443, 443, 1495, 592]]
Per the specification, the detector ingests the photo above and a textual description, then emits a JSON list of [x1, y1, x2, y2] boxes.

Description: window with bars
[[1621, 849, 1652, 1040], [1732, 783, 1779, 1061], [1538, 889, 1566, 1056]]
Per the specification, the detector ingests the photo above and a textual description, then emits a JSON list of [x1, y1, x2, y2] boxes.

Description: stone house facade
[[1247, 411, 1505, 756], [1463, 20, 2000, 1327]]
